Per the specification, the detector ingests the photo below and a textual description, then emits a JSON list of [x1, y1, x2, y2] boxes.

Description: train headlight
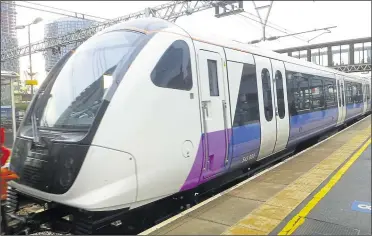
[[59, 156, 75, 189], [51, 144, 88, 194]]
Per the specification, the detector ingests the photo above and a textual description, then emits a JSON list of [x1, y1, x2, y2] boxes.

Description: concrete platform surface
[[140, 116, 371, 235], [287, 144, 371, 235]]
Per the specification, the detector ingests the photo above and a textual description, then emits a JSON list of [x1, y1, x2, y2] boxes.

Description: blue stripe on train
[[345, 102, 364, 121], [229, 122, 261, 169], [287, 107, 338, 147]]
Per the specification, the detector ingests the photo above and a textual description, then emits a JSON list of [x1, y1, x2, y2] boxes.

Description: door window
[[233, 63, 260, 126], [262, 68, 273, 121], [275, 70, 285, 119], [337, 80, 342, 106], [207, 59, 219, 96], [341, 83, 345, 106]]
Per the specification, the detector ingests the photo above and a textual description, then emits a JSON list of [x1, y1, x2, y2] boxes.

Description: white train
[[7, 17, 371, 233]]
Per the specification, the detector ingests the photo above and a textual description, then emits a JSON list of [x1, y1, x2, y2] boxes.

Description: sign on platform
[[351, 201, 371, 213], [25, 79, 38, 86]]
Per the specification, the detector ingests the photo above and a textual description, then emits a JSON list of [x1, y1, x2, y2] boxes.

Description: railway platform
[[140, 116, 371, 235]]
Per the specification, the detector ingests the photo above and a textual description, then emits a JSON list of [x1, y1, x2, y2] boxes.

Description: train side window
[[367, 85, 371, 102], [310, 77, 325, 109], [207, 59, 219, 96], [356, 83, 363, 103], [351, 83, 358, 103], [275, 70, 285, 119], [295, 74, 311, 112], [233, 63, 260, 127], [261, 68, 273, 121], [286, 71, 296, 116], [346, 82, 353, 104], [324, 80, 336, 107], [151, 40, 193, 91]]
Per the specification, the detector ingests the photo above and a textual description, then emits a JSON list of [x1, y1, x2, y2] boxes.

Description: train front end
[[7, 22, 150, 213]]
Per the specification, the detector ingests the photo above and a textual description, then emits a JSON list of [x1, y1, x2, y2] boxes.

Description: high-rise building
[[1, 1, 20, 73], [44, 17, 96, 72]]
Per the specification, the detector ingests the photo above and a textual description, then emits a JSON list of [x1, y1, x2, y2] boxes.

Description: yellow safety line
[[278, 138, 371, 235]]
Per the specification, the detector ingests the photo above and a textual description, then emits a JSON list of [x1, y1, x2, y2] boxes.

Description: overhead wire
[[22, 1, 109, 21], [0, 1, 104, 22], [237, 13, 310, 43], [241, 10, 310, 42]]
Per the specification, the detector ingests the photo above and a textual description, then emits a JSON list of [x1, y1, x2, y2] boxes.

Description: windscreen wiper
[[31, 113, 40, 144], [29, 92, 43, 145]]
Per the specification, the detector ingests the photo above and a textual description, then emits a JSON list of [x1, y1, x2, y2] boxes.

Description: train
[[4, 17, 371, 234]]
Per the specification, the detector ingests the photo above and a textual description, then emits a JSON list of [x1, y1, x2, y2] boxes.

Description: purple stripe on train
[[180, 122, 261, 191]]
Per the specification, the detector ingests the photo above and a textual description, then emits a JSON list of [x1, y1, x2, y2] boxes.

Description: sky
[[13, 1, 372, 84]]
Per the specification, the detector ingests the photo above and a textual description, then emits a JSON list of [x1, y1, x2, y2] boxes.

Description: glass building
[[1, 1, 20, 73], [44, 17, 96, 72]]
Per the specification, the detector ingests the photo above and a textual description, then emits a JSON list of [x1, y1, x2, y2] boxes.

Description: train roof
[[98, 18, 369, 83], [185, 30, 368, 82]]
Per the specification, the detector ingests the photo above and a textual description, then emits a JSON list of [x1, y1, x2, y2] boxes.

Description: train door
[[196, 44, 231, 179], [254, 55, 277, 160], [336, 75, 346, 125], [341, 78, 347, 122], [270, 59, 290, 153], [362, 83, 368, 114], [367, 84, 371, 111]]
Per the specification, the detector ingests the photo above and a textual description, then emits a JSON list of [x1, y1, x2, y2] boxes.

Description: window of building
[[341, 45, 349, 65], [311, 49, 319, 65], [275, 70, 286, 119], [354, 43, 363, 64], [299, 50, 307, 61], [151, 40, 193, 91], [207, 59, 219, 96], [319, 48, 327, 66], [364, 42, 371, 64], [292, 51, 300, 59], [332, 46, 341, 66], [233, 63, 260, 127], [310, 77, 325, 109], [262, 68, 273, 121]]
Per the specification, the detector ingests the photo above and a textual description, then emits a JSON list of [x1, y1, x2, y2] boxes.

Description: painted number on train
[[242, 153, 256, 163]]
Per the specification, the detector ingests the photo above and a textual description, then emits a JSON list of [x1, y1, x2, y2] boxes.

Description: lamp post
[[15, 17, 43, 96]]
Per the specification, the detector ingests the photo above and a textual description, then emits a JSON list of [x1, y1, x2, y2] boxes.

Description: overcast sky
[[14, 1, 371, 83]]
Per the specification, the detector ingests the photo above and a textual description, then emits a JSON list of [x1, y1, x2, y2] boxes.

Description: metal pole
[[28, 24, 33, 96], [10, 78, 16, 142]]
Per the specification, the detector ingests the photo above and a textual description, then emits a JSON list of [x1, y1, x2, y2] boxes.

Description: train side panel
[[344, 78, 364, 122], [284, 62, 338, 148]]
